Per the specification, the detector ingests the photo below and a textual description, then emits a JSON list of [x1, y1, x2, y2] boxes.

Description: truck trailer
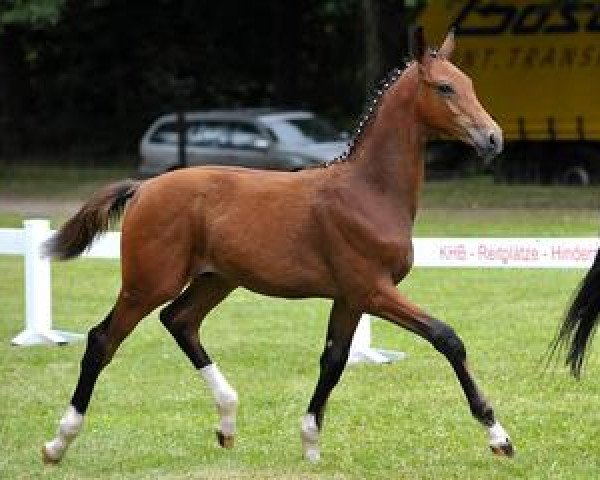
[[418, 0, 600, 184]]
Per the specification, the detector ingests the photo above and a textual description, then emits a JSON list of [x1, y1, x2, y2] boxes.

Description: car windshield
[[262, 115, 343, 145]]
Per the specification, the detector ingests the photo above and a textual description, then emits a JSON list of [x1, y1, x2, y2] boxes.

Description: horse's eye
[[436, 83, 455, 96]]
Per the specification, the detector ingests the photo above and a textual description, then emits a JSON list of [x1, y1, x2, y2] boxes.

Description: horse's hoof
[[490, 442, 514, 457], [303, 446, 321, 463], [42, 445, 60, 465], [216, 430, 234, 449]]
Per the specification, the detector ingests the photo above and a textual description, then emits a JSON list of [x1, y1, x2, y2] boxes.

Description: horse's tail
[[44, 179, 141, 260], [551, 248, 600, 378]]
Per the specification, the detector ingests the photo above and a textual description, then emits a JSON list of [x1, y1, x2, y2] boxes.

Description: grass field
[[0, 164, 133, 199], [1, 172, 600, 479], [2, 260, 600, 479]]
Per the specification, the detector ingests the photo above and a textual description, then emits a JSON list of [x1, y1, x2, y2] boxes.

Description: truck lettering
[[512, 5, 550, 34], [539, 47, 555, 67], [588, 4, 600, 32], [544, 4, 578, 33], [454, 0, 516, 35], [560, 47, 577, 67], [455, 1, 600, 36]]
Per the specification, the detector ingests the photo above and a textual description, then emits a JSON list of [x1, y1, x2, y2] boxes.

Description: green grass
[[421, 176, 600, 209], [1, 259, 599, 479], [415, 208, 598, 236], [0, 164, 134, 199]]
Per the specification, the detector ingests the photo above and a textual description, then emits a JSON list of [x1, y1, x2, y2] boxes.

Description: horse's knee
[[159, 297, 192, 330], [320, 340, 350, 372], [159, 304, 175, 330], [429, 319, 466, 363], [159, 304, 193, 341], [83, 321, 114, 371]]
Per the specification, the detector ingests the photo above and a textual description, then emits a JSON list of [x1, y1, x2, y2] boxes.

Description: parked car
[[138, 109, 348, 177]]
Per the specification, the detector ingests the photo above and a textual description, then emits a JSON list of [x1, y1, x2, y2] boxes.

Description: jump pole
[[11, 219, 83, 346], [348, 314, 406, 364]]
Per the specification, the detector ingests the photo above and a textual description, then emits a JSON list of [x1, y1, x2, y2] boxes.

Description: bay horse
[[42, 28, 513, 464], [552, 247, 600, 378]]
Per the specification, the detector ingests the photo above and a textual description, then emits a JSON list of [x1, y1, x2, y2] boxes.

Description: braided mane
[[324, 64, 408, 167]]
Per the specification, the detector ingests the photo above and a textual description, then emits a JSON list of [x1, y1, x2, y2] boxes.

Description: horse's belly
[[241, 276, 336, 299], [207, 241, 335, 299]]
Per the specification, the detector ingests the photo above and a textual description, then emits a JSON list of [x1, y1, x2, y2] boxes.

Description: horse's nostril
[[489, 133, 496, 146]]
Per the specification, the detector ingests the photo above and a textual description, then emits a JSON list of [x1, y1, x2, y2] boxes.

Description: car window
[[149, 120, 229, 147], [188, 121, 229, 147], [287, 117, 342, 143], [261, 116, 343, 145], [149, 122, 178, 144], [228, 122, 267, 149]]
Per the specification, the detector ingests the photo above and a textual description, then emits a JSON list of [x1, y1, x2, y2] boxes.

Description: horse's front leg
[[302, 300, 360, 462], [366, 282, 514, 457]]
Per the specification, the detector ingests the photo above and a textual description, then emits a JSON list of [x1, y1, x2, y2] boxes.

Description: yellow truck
[[418, 0, 600, 184]]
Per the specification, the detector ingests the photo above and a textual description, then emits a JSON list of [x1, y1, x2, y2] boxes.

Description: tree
[[0, 1, 421, 161], [0, 0, 65, 154], [0, 0, 64, 26]]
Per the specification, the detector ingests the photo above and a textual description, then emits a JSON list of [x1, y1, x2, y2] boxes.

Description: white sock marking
[[301, 413, 320, 463], [488, 421, 510, 447], [44, 405, 84, 462], [199, 363, 238, 436]]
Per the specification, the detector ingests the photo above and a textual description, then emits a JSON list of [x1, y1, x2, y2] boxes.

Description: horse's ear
[[410, 26, 426, 64], [438, 28, 455, 59]]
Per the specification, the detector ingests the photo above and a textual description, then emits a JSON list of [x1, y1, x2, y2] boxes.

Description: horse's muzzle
[[469, 125, 503, 163]]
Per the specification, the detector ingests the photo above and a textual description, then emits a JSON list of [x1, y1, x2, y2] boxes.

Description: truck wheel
[[561, 165, 590, 186]]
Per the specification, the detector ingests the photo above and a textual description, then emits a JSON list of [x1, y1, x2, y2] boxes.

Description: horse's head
[[411, 27, 502, 161]]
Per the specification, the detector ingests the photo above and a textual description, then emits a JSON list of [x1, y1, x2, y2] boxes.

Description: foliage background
[[0, 0, 421, 161]]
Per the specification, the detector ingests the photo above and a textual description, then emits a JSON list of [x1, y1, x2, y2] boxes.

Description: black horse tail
[[551, 248, 600, 378], [43, 179, 141, 260]]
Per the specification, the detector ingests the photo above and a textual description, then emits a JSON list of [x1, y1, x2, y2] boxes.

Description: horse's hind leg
[[302, 299, 361, 462], [366, 282, 513, 456], [43, 290, 162, 464], [159, 273, 238, 448]]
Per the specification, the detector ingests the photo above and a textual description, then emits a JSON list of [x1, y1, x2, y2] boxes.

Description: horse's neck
[[352, 71, 426, 220]]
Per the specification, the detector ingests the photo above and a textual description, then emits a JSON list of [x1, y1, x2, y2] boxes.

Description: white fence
[[1, 219, 119, 346], [1, 220, 598, 362]]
